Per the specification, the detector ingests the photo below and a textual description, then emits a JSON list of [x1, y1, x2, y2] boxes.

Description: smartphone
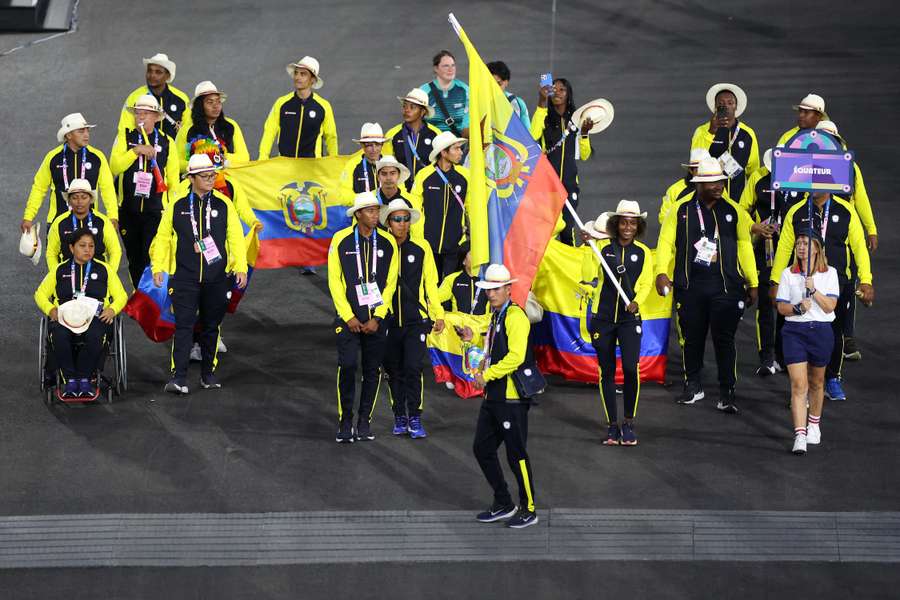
[[716, 105, 728, 120], [540, 72, 554, 95]]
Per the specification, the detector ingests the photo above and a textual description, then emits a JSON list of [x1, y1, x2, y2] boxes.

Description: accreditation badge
[[718, 151, 743, 178], [355, 281, 383, 308], [693, 238, 718, 266], [199, 235, 222, 265], [133, 171, 153, 197]]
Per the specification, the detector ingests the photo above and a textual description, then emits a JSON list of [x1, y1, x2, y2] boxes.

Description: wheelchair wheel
[[114, 317, 128, 394], [38, 316, 48, 391]]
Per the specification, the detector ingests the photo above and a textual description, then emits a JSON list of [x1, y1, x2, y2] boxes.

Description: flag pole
[[549, 0, 558, 72], [564, 199, 634, 307]]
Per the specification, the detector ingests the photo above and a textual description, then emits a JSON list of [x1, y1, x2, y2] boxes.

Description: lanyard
[[188, 191, 212, 242], [403, 124, 421, 168], [433, 165, 466, 211], [485, 300, 510, 364], [354, 226, 378, 282], [817, 197, 832, 241], [361, 157, 372, 193], [694, 200, 718, 239], [61, 145, 87, 190], [71, 211, 93, 232], [137, 127, 159, 172], [70, 260, 92, 297], [545, 118, 578, 156]]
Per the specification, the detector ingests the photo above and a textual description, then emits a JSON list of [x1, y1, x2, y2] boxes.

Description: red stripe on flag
[[534, 345, 667, 385], [255, 237, 332, 269], [123, 291, 175, 343], [431, 365, 483, 399]]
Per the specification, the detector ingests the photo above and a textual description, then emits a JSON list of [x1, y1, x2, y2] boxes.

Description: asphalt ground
[[1, 0, 899, 597]]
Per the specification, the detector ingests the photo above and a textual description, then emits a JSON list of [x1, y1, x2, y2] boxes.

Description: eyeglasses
[[194, 172, 217, 181], [389, 215, 412, 223]]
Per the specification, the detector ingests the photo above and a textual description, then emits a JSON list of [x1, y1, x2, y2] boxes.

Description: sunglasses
[[389, 215, 412, 223]]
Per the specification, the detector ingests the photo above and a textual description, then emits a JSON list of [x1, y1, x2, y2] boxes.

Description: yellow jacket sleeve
[[777, 127, 798, 147], [436, 271, 457, 306], [655, 202, 680, 277], [580, 244, 599, 283], [845, 202, 872, 285], [579, 135, 592, 161], [690, 124, 706, 151], [408, 167, 428, 240], [164, 135, 180, 203], [771, 203, 797, 282], [34, 270, 58, 316], [422, 243, 445, 321], [530, 106, 547, 146], [743, 126, 760, 179], [327, 231, 356, 324], [740, 169, 764, 214], [374, 235, 400, 320], [660, 179, 685, 225], [224, 198, 248, 273], [338, 154, 361, 205], [116, 88, 142, 134], [850, 164, 877, 236], [484, 306, 529, 383], [150, 201, 175, 274], [100, 262, 128, 314], [228, 119, 250, 165], [258, 96, 285, 160], [101, 214, 122, 272], [24, 148, 56, 221], [94, 150, 119, 220], [229, 177, 258, 227], [109, 132, 138, 176], [736, 204, 758, 287], [634, 242, 655, 307], [322, 102, 339, 157], [46, 216, 62, 271], [174, 121, 190, 171]]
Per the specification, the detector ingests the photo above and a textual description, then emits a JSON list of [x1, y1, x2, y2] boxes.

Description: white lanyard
[[188, 191, 212, 242], [354, 226, 378, 282], [71, 211, 93, 232], [695, 201, 718, 239], [70, 260, 92, 297], [361, 157, 372, 193], [61, 145, 87, 190]]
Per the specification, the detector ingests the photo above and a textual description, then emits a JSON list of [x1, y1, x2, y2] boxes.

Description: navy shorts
[[782, 321, 834, 367]]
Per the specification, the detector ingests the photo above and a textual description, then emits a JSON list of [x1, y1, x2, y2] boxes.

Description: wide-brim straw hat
[[681, 148, 711, 170], [375, 155, 411, 185], [19, 223, 42, 266], [286, 56, 323, 89], [186, 153, 217, 175], [397, 88, 435, 118], [192, 80, 228, 104], [346, 191, 380, 217], [143, 53, 176, 82], [793, 93, 826, 114], [610, 199, 647, 219], [583, 212, 611, 240], [706, 83, 747, 118], [57, 112, 96, 143], [691, 156, 729, 182], [57, 298, 97, 334], [475, 264, 518, 289], [353, 122, 387, 143], [62, 178, 97, 202], [428, 131, 467, 163], [126, 93, 165, 118], [380, 198, 421, 226], [571, 98, 615, 135]]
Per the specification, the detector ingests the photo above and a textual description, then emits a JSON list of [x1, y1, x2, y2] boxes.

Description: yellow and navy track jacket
[[659, 175, 693, 225], [437, 270, 488, 315], [338, 151, 379, 204], [117, 84, 190, 140], [34, 258, 127, 316], [327, 225, 400, 324], [258, 92, 338, 159], [109, 126, 180, 212], [389, 236, 445, 327], [771, 195, 871, 286], [581, 239, 654, 323], [25, 144, 118, 224], [46, 210, 121, 272], [447, 303, 531, 402], [691, 120, 760, 202], [383, 122, 443, 190], [174, 176, 258, 228], [530, 106, 592, 191], [175, 114, 251, 169], [738, 168, 797, 270], [150, 189, 247, 283], [408, 163, 469, 253], [656, 191, 758, 293]]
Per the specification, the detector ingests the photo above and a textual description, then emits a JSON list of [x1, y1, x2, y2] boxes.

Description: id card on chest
[[694, 237, 718, 266], [195, 236, 223, 265], [133, 171, 153, 197], [355, 281, 383, 307]]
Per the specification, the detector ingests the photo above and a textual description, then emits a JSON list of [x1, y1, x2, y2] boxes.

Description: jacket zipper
[[558, 117, 566, 183], [293, 100, 306, 157], [398, 243, 403, 327], [198, 197, 204, 283], [711, 208, 728, 293], [438, 181, 449, 254], [683, 204, 690, 288]]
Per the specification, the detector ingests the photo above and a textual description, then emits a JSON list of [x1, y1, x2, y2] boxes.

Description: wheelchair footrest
[[55, 389, 100, 404]]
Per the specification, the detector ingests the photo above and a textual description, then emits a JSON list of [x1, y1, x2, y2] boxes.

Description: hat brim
[[143, 57, 176, 83], [286, 64, 323, 89], [58, 300, 95, 334], [428, 137, 467, 164], [610, 211, 648, 219], [582, 222, 610, 240], [126, 105, 164, 116], [706, 83, 747, 118], [792, 104, 827, 116], [62, 189, 98, 202], [192, 91, 228, 104], [376, 162, 411, 185], [691, 174, 729, 183], [352, 137, 388, 144], [56, 123, 96, 143], [379, 204, 421, 226], [397, 96, 436, 119], [763, 149, 773, 172], [680, 162, 700, 170], [186, 166, 217, 176], [475, 278, 517, 290], [346, 201, 381, 218], [572, 99, 615, 135]]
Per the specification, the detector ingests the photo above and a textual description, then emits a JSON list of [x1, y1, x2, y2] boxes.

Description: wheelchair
[[38, 314, 127, 405]]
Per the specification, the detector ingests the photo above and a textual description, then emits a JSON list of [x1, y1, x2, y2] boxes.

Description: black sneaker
[[716, 388, 740, 414], [843, 337, 861, 361], [677, 382, 704, 405], [164, 378, 189, 395], [507, 509, 539, 529], [476, 503, 517, 523], [355, 418, 375, 441], [335, 420, 355, 443], [200, 373, 221, 389]]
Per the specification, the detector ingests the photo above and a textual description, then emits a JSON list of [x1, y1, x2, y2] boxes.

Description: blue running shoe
[[825, 378, 846, 401], [620, 421, 638, 446], [507, 509, 539, 529], [476, 503, 517, 523], [603, 423, 620, 446], [62, 379, 80, 397], [408, 416, 427, 439], [78, 379, 96, 398], [392, 415, 408, 436]]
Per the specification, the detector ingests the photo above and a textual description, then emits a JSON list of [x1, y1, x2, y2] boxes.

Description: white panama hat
[[352, 122, 388, 144], [126, 93, 164, 116], [681, 148, 712, 169], [763, 148, 773, 172], [57, 298, 99, 334], [375, 155, 411, 185], [62, 178, 97, 202], [691, 157, 728, 182], [19, 223, 42, 266], [571, 98, 615, 135], [793, 93, 826, 114], [192, 80, 228, 104], [380, 198, 421, 226], [346, 191, 381, 218], [582, 212, 611, 240], [143, 53, 177, 82], [428, 131, 467, 163], [286, 56, 323, 89], [706, 83, 747, 118], [475, 264, 518, 289], [397, 88, 435, 119], [816, 120, 841, 138], [610, 199, 647, 219], [186, 153, 217, 175], [56, 112, 96, 143]]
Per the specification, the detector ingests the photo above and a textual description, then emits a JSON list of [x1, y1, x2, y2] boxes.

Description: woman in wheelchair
[[34, 227, 127, 397]]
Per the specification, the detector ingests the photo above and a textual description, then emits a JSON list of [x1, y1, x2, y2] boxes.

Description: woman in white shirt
[[776, 231, 839, 455]]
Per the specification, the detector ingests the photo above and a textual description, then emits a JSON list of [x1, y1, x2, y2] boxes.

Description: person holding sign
[[581, 201, 654, 446], [408, 131, 469, 277], [690, 83, 759, 205], [454, 264, 540, 529], [380, 199, 445, 439], [532, 78, 594, 245], [151, 154, 248, 395], [775, 231, 839, 455], [110, 94, 180, 287], [771, 191, 873, 402], [656, 158, 758, 414], [327, 193, 400, 443]]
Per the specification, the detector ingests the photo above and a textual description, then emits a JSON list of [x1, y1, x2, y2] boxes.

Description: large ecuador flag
[[531, 240, 672, 384], [427, 312, 486, 399], [451, 14, 568, 305], [226, 156, 350, 268]]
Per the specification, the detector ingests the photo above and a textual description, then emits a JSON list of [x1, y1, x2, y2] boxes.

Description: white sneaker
[[792, 434, 807, 455], [807, 423, 821, 445], [189, 343, 202, 362], [772, 360, 783, 374], [217, 337, 227, 353]]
